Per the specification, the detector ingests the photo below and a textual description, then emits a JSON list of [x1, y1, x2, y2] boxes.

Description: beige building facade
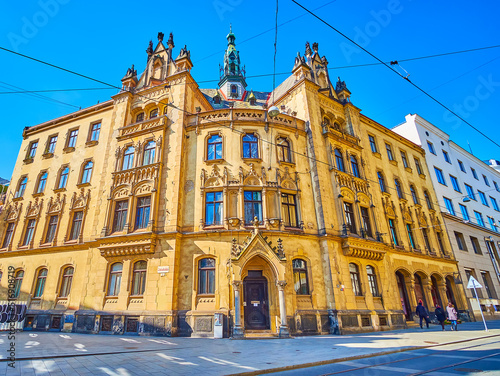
[[0, 32, 466, 337]]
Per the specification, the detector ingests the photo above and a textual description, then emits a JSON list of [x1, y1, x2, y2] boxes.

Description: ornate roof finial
[[158, 32, 164, 42], [230, 23, 232, 33], [312, 42, 318, 53], [146, 40, 153, 55], [167, 32, 174, 48], [305, 41, 312, 56]]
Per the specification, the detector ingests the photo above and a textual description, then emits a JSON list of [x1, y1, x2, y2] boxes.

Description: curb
[[225, 332, 500, 376]]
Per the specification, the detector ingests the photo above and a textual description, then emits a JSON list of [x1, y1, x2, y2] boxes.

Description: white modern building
[[393, 114, 500, 320]]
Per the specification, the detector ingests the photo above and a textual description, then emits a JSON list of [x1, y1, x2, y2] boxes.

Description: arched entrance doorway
[[414, 273, 427, 307], [445, 276, 456, 307], [430, 275, 443, 308], [396, 271, 411, 320], [243, 271, 270, 330]]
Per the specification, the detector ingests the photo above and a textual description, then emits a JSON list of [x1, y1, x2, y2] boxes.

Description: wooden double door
[[243, 272, 270, 330]]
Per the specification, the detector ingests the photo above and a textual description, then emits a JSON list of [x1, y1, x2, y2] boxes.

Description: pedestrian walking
[[416, 300, 430, 329], [446, 302, 458, 331], [435, 304, 446, 331]]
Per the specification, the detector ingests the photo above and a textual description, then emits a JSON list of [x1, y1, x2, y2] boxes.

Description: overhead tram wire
[[0, 80, 80, 109], [2, 44, 500, 95], [291, 0, 500, 151], [1, 46, 499, 215]]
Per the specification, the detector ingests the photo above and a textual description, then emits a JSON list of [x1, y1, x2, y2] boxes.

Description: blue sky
[[1, 0, 499, 179]]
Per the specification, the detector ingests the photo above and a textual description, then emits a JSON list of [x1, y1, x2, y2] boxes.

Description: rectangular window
[[406, 224, 416, 249], [488, 217, 498, 232], [47, 136, 57, 153], [458, 160, 466, 172], [474, 211, 485, 227], [23, 219, 36, 246], [369, 135, 377, 153], [67, 129, 78, 148], [454, 231, 467, 251], [436, 232, 445, 254], [481, 272, 495, 299], [427, 141, 435, 154], [135, 196, 151, 229], [495, 181, 500, 192], [360, 207, 372, 237], [112, 200, 128, 232], [28, 141, 38, 159], [385, 143, 394, 160], [459, 204, 470, 221], [205, 192, 223, 226], [45, 215, 58, 243], [281, 193, 298, 228], [434, 167, 446, 185], [2, 222, 15, 248], [471, 168, 478, 180], [470, 236, 482, 254], [344, 202, 357, 234], [388, 219, 398, 246], [89, 122, 101, 142], [465, 184, 476, 201], [244, 191, 262, 224], [414, 159, 423, 175], [400, 151, 409, 168], [450, 175, 461, 192], [442, 150, 451, 163], [483, 175, 490, 186], [444, 197, 455, 215], [69, 211, 83, 240], [491, 197, 500, 211], [478, 191, 489, 206], [422, 228, 431, 251]]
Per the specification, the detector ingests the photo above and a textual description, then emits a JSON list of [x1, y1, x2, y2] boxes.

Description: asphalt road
[[266, 336, 500, 375]]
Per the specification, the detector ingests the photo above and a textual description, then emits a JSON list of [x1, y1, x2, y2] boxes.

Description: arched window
[[149, 109, 158, 119], [242, 133, 259, 159], [198, 258, 215, 294], [33, 268, 48, 298], [58, 167, 69, 189], [277, 137, 291, 163], [81, 161, 93, 184], [59, 267, 74, 297], [136, 112, 144, 122], [410, 185, 419, 205], [293, 259, 309, 295], [366, 266, 379, 296], [15, 177, 27, 198], [142, 141, 156, 166], [122, 147, 135, 170], [334, 149, 344, 172], [377, 172, 386, 192], [349, 263, 362, 296], [350, 155, 360, 177], [323, 117, 330, 126], [395, 179, 403, 199], [131, 261, 147, 296], [344, 202, 357, 234], [36, 172, 48, 194], [13, 270, 24, 298], [424, 190, 433, 210], [207, 134, 223, 160], [107, 263, 123, 296]]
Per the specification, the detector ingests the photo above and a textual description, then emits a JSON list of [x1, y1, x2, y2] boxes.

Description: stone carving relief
[[26, 197, 43, 218], [70, 188, 90, 210], [47, 193, 66, 214]]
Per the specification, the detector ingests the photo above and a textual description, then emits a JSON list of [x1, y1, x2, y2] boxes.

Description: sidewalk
[[1, 320, 499, 375]]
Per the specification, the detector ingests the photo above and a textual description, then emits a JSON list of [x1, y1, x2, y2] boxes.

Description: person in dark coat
[[416, 300, 430, 328], [435, 304, 446, 331]]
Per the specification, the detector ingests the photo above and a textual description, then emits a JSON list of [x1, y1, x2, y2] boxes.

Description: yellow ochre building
[[0, 31, 467, 337]]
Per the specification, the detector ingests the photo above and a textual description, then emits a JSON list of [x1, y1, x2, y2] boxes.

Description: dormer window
[[213, 95, 221, 104], [230, 85, 238, 98]]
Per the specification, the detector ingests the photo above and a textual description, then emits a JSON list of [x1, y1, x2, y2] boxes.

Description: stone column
[[406, 277, 417, 320], [262, 188, 268, 228], [238, 188, 245, 225], [232, 281, 244, 338], [277, 280, 290, 338]]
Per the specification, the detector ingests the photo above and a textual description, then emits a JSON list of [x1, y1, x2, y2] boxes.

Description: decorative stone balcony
[[322, 122, 360, 147], [98, 237, 156, 257], [112, 163, 160, 190], [341, 238, 386, 261], [118, 116, 166, 140], [334, 170, 369, 194]]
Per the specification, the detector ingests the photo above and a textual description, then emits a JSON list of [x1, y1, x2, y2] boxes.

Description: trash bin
[[214, 313, 223, 339]]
